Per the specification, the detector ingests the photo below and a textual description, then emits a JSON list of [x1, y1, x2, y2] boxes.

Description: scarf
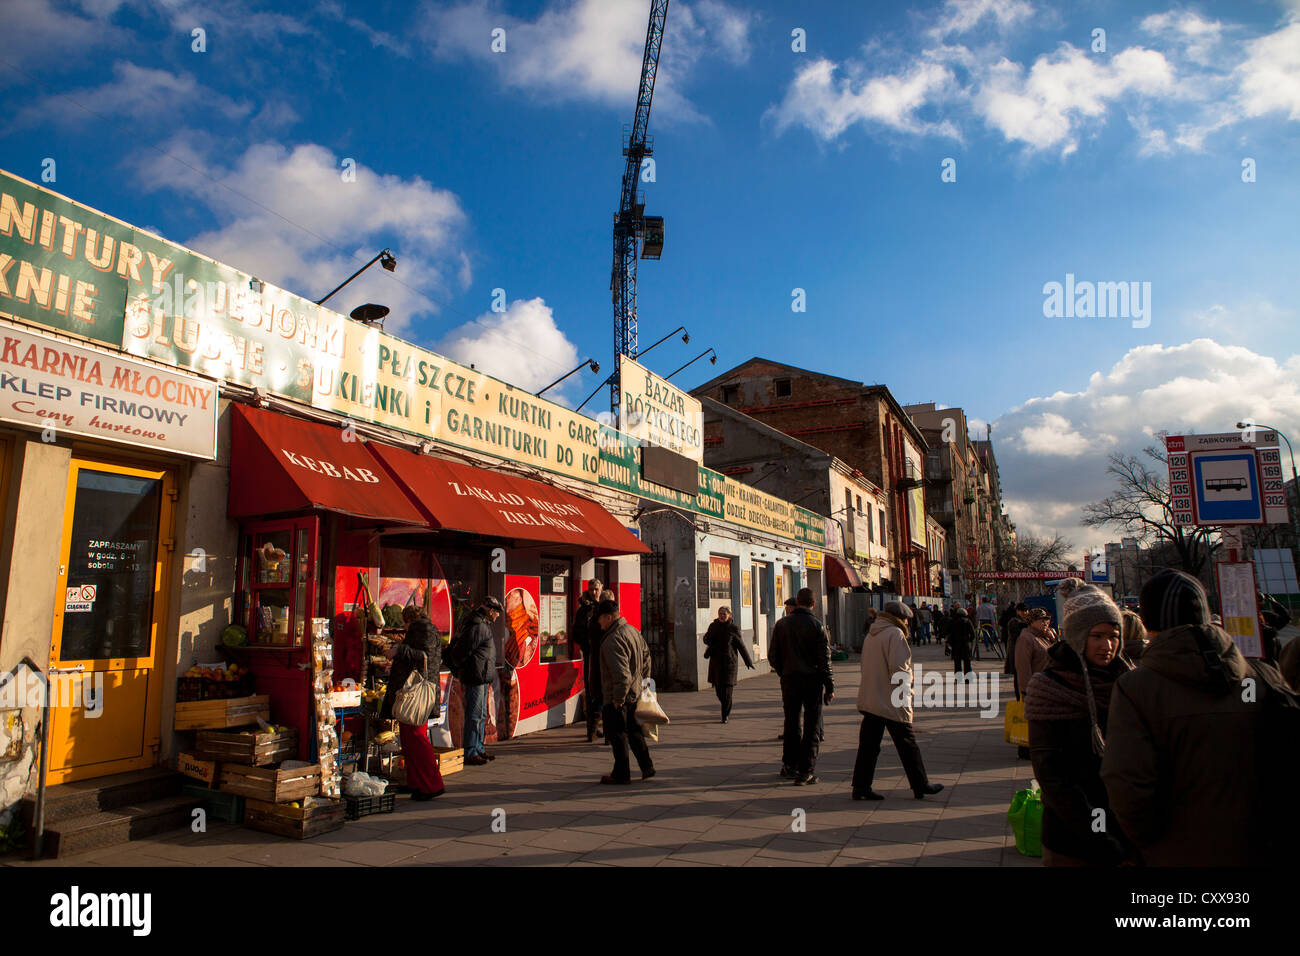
[[1023, 647, 1129, 757]]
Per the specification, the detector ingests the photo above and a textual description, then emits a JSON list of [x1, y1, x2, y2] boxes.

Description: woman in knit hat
[[1024, 579, 1132, 866], [1120, 610, 1147, 663]]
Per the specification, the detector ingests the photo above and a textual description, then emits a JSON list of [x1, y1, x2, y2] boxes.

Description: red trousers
[[399, 722, 445, 794]]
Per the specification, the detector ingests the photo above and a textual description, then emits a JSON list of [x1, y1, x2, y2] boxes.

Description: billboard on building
[[618, 355, 704, 461]]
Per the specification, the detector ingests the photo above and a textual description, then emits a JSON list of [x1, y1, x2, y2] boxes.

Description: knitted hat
[[1057, 578, 1122, 658], [1056, 578, 1123, 758], [883, 600, 913, 620], [1139, 569, 1210, 632]]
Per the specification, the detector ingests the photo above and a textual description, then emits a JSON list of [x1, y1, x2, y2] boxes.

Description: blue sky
[[2, 0, 1298, 554]]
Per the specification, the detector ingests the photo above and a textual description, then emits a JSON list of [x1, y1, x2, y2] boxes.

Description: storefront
[[222, 402, 648, 763]]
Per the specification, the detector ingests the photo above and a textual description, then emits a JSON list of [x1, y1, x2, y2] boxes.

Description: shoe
[[795, 773, 819, 786], [411, 788, 445, 801], [464, 755, 489, 766], [641, 767, 656, 781], [913, 783, 944, 799], [779, 765, 796, 779], [587, 733, 596, 743], [482, 752, 497, 761], [852, 789, 885, 801], [721, 717, 728, 723], [777, 733, 784, 741], [599, 775, 631, 785]]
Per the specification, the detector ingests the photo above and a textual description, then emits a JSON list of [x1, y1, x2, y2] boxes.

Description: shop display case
[[237, 517, 319, 648]]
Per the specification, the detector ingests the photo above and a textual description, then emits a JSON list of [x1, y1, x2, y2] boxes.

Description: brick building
[[693, 359, 935, 596]]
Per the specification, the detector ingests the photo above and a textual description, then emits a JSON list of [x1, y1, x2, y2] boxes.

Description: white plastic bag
[[429, 723, 453, 749]]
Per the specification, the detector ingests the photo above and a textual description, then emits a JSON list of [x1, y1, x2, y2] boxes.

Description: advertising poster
[[502, 574, 580, 736], [1216, 562, 1263, 659]]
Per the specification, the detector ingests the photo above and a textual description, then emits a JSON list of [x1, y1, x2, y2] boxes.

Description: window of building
[[775, 378, 792, 398], [855, 495, 862, 515], [721, 385, 739, 405], [867, 508, 874, 543], [538, 558, 573, 663], [879, 510, 887, 546]]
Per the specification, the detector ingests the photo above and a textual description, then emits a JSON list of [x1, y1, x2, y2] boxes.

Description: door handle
[[50, 665, 85, 674]]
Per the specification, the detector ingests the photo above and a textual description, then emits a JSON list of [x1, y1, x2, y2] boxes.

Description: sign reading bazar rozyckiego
[[618, 355, 704, 462], [0, 318, 217, 459]]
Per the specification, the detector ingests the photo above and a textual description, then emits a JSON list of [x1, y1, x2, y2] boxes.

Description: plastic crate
[[182, 782, 245, 824], [343, 790, 396, 820]]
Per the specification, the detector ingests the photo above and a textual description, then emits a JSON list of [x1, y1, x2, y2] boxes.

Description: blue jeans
[[463, 682, 488, 757]]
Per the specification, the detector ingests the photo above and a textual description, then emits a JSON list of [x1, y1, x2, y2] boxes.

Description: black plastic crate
[[344, 790, 396, 820]]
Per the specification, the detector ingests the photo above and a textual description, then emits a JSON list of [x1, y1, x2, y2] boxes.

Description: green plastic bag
[[1007, 786, 1043, 857]]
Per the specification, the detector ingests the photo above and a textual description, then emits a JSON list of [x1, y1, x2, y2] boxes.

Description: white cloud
[[421, 0, 754, 123], [134, 140, 469, 335], [766, 57, 961, 141], [19, 62, 255, 127], [770, 4, 1300, 157], [0, 0, 124, 66], [435, 298, 587, 399], [1236, 17, 1300, 120], [994, 338, 1300, 547]]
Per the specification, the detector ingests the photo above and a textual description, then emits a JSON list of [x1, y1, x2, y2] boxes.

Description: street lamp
[[636, 326, 689, 360], [665, 348, 717, 381], [316, 248, 397, 306], [537, 358, 600, 397], [1236, 421, 1299, 537]]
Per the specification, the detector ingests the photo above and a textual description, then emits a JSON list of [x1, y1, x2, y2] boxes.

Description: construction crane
[[610, 0, 669, 418]]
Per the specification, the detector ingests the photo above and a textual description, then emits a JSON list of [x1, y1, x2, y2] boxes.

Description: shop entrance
[[47, 459, 174, 784], [751, 562, 770, 660]]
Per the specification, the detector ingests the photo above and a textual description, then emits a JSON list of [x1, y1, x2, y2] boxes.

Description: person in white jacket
[[850, 602, 944, 801]]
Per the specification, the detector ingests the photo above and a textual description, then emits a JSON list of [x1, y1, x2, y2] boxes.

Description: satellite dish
[[350, 303, 390, 325]]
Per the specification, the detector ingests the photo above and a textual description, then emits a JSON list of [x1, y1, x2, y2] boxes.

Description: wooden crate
[[181, 782, 245, 824], [196, 729, 297, 766], [219, 763, 321, 804], [176, 752, 219, 786], [174, 695, 270, 731], [243, 798, 344, 840], [434, 747, 463, 776]]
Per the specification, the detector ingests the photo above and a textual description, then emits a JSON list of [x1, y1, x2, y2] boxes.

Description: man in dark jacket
[[571, 579, 605, 742], [449, 596, 502, 766], [948, 606, 976, 678], [596, 598, 655, 784], [768, 588, 834, 785], [1102, 569, 1299, 866]]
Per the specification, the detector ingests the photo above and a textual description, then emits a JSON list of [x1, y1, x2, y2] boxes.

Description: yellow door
[[46, 459, 175, 784]]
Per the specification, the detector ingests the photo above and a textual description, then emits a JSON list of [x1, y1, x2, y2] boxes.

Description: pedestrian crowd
[[380, 568, 1297, 868]]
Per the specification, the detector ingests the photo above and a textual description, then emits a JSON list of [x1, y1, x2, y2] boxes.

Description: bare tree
[[1014, 532, 1075, 572], [1081, 435, 1219, 576]]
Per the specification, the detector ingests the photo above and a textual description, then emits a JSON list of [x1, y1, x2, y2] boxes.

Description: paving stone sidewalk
[[15, 644, 1042, 867]]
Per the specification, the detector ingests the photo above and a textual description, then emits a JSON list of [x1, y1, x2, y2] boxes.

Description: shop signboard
[[804, 550, 824, 571], [0, 318, 217, 459], [723, 477, 827, 548], [618, 355, 704, 461]]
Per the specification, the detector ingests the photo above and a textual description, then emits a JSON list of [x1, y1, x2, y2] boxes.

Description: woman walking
[[381, 606, 446, 800], [1024, 580, 1131, 866], [703, 606, 754, 722], [851, 602, 943, 801]]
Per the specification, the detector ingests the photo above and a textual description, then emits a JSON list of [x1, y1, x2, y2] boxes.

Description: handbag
[[1007, 785, 1044, 857], [392, 652, 439, 726], [1003, 699, 1028, 746], [635, 679, 670, 725]]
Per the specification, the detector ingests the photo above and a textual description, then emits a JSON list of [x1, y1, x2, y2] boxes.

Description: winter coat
[[600, 616, 651, 707], [1015, 626, 1054, 691], [768, 607, 834, 695], [572, 596, 604, 698], [857, 614, 914, 723], [379, 618, 441, 720], [1006, 617, 1027, 676], [948, 616, 976, 657], [1280, 635, 1300, 692], [1100, 623, 1295, 866], [449, 608, 496, 686], [1025, 643, 1131, 864], [703, 619, 754, 687]]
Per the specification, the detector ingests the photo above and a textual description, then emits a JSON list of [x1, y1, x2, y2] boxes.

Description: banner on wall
[[0, 170, 837, 552]]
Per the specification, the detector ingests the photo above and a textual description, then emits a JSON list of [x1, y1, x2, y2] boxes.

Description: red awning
[[368, 443, 650, 556], [825, 554, 864, 589], [227, 403, 426, 525]]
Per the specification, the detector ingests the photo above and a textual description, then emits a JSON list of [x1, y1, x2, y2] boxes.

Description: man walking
[[596, 598, 656, 784], [976, 597, 998, 654], [450, 596, 503, 766], [852, 601, 943, 801], [768, 588, 835, 785], [916, 603, 932, 645], [948, 606, 976, 678], [572, 579, 605, 742]]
